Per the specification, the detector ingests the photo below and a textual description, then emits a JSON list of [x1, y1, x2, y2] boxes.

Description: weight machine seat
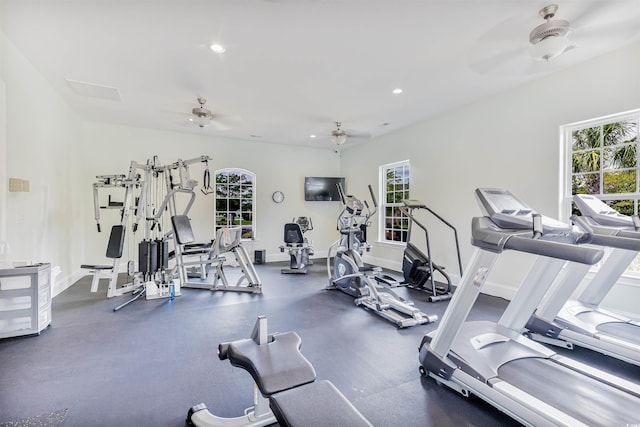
[[283, 223, 305, 246], [225, 331, 316, 395], [105, 225, 126, 259], [269, 380, 373, 427], [80, 264, 112, 270], [223, 329, 372, 427], [171, 215, 196, 245]]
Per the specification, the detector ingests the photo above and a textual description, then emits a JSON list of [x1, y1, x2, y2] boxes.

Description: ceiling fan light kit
[[530, 35, 570, 61], [332, 134, 347, 146], [528, 4, 572, 62], [331, 121, 348, 146], [190, 97, 212, 128]]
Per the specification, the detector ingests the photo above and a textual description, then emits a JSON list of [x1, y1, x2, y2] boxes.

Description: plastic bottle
[[169, 280, 175, 301]]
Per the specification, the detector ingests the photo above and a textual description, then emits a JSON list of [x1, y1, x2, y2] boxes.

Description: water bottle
[[169, 280, 175, 301]]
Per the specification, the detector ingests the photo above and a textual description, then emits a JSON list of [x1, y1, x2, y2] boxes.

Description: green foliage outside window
[[383, 162, 410, 242], [215, 169, 255, 239], [571, 120, 638, 215]]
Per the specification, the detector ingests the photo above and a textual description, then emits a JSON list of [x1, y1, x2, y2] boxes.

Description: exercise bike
[[326, 184, 437, 328], [279, 216, 314, 274]]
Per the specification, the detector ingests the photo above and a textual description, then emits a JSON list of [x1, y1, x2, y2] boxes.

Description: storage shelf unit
[[0, 263, 52, 339]]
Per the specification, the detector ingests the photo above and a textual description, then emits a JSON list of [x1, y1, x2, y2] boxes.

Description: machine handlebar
[[504, 235, 603, 265], [572, 215, 640, 250], [368, 184, 377, 208]]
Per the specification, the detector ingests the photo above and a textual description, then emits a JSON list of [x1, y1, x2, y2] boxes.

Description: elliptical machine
[[399, 199, 463, 302], [326, 184, 437, 328]]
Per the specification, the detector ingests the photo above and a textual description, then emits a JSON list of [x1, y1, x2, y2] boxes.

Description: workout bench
[[81, 225, 140, 298], [187, 316, 372, 427]]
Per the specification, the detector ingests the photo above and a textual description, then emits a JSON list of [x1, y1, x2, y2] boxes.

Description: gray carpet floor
[[1, 260, 638, 426]]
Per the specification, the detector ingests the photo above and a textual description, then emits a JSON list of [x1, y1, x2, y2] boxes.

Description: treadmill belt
[[597, 322, 640, 346], [498, 357, 640, 426]]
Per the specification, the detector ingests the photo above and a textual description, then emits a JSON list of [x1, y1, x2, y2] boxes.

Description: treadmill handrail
[[504, 235, 603, 265], [572, 215, 640, 251], [471, 217, 603, 265]]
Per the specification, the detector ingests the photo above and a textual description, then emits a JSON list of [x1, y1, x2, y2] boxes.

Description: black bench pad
[[80, 264, 112, 270], [227, 331, 316, 396], [269, 380, 373, 427]]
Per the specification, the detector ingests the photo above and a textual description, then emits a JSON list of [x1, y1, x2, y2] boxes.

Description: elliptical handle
[[368, 184, 378, 208], [336, 182, 347, 205]]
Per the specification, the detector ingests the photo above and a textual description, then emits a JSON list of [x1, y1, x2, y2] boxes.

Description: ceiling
[[1, 0, 639, 149]]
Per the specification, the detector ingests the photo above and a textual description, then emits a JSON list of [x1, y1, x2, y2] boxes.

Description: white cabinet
[[0, 263, 52, 339]]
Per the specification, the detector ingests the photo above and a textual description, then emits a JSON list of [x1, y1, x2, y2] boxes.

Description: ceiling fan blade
[[569, 0, 639, 29], [345, 130, 372, 139], [208, 119, 232, 131], [468, 46, 526, 75]]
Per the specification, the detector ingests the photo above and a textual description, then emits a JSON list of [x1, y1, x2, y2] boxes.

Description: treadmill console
[[573, 194, 634, 228], [475, 188, 569, 233]]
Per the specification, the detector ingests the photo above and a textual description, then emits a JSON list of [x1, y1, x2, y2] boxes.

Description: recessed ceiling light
[[210, 43, 226, 53], [392, 88, 403, 95], [310, 134, 317, 138]]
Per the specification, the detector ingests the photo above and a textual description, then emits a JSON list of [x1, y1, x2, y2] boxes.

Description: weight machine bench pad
[[226, 331, 317, 395], [80, 264, 112, 270], [269, 380, 373, 427]]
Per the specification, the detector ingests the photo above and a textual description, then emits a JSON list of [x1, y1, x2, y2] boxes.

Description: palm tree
[[572, 120, 637, 196]]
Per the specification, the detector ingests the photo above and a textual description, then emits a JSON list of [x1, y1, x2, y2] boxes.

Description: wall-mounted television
[[304, 177, 345, 201]]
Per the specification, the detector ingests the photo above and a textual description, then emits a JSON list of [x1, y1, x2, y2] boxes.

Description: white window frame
[[214, 168, 256, 240], [378, 160, 410, 245], [561, 108, 640, 221], [561, 108, 640, 276]]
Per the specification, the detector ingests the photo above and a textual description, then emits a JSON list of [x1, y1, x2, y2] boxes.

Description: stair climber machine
[[418, 188, 640, 426], [399, 199, 463, 302], [326, 183, 437, 328], [525, 194, 640, 366]]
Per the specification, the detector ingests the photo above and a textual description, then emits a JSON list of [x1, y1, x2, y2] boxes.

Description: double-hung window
[[566, 110, 640, 215], [379, 160, 410, 243], [563, 109, 640, 272]]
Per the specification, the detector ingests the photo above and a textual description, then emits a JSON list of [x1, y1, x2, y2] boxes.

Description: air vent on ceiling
[[65, 79, 121, 101]]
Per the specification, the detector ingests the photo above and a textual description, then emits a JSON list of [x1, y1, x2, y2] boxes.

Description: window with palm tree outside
[[569, 112, 639, 214], [566, 109, 640, 271], [380, 160, 410, 243], [215, 169, 255, 239]]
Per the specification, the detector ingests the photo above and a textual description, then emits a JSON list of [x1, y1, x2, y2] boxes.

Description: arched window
[[215, 168, 255, 239]]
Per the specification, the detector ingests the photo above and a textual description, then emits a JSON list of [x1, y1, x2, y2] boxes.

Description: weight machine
[[84, 155, 213, 309]]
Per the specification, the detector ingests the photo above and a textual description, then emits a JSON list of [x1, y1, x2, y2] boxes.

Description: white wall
[[0, 77, 6, 257], [0, 29, 85, 294], [342, 42, 640, 314]]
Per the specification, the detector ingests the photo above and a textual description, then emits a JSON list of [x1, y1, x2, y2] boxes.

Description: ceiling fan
[[190, 97, 216, 128], [329, 121, 370, 146], [468, 1, 640, 75], [528, 4, 573, 61]]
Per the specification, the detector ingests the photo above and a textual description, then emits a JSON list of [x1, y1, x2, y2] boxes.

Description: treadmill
[[526, 194, 640, 365], [418, 188, 640, 427]]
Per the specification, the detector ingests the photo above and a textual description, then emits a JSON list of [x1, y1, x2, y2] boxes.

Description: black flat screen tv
[[304, 177, 345, 201]]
